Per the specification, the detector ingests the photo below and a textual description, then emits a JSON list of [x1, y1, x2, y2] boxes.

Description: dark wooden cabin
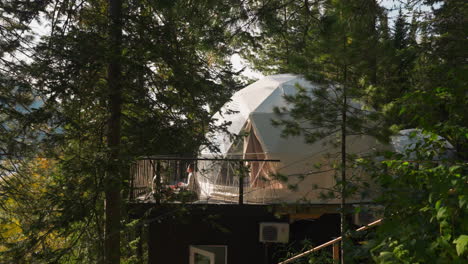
[[128, 157, 345, 264]]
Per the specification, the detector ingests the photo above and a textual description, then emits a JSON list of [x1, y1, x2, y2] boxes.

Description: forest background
[[0, 0, 466, 263]]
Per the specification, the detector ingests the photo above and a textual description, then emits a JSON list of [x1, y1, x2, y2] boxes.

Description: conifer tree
[[1, 0, 244, 262], [405, 0, 468, 157], [244, 0, 392, 262]]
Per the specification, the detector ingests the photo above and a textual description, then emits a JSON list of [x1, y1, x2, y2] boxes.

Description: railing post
[[129, 163, 135, 200], [238, 161, 243, 205], [333, 242, 340, 262], [155, 161, 161, 205]]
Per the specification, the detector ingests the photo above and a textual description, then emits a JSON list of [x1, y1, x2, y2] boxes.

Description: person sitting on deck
[[186, 163, 195, 189], [151, 173, 158, 194]]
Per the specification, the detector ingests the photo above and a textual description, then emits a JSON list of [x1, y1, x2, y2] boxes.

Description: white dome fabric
[[203, 74, 313, 155], [198, 74, 384, 204], [391, 129, 454, 159]]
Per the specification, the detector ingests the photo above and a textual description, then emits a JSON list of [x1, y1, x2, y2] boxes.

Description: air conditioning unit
[[259, 222, 289, 243]]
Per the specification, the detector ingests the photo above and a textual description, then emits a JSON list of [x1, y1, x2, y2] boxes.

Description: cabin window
[[189, 245, 227, 264]]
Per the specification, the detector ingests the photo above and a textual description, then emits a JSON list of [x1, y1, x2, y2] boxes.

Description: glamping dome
[[196, 74, 385, 204]]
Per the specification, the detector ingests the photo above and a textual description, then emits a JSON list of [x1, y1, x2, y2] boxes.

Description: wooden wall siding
[[146, 205, 340, 264]]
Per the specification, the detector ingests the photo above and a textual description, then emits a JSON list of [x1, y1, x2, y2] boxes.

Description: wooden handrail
[[278, 218, 383, 264]]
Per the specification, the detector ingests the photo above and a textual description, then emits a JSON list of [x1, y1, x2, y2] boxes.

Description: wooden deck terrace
[[128, 156, 282, 205]]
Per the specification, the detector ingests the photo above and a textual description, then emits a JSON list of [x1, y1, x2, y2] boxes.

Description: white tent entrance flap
[[196, 157, 282, 204], [243, 120, 282, 189], [200, 74, 388, 204]]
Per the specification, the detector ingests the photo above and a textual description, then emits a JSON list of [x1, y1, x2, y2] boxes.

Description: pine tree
[[1, 0, 245, 262], [415, 0, 468, 158], [250, 0, 391, 261]]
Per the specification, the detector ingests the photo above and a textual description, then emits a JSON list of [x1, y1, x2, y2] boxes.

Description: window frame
[[189, 245, 227, 264]]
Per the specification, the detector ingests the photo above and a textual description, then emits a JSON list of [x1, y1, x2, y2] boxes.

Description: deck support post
[[155, 161, 161, 205], [238, 161, 244, 205], [333, 242, 340, 262]]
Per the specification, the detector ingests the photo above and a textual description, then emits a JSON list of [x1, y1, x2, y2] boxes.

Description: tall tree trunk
[[340, 78, 347, 264], [369, 18, 378, 86], [341, 33, 348, 264], [105, 0, 122, 263]]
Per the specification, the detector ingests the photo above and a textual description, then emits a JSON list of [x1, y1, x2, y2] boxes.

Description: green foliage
[[275, 239, 334, 264], [381, 0, 468, 157], [242, 1, 467, 263], [361, 133, 467, 263], [0, 158, 104, 263], [454, 235, 468, 257]]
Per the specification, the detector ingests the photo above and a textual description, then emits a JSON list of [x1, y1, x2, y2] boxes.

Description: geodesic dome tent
[[196, 74, 386, 204]]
